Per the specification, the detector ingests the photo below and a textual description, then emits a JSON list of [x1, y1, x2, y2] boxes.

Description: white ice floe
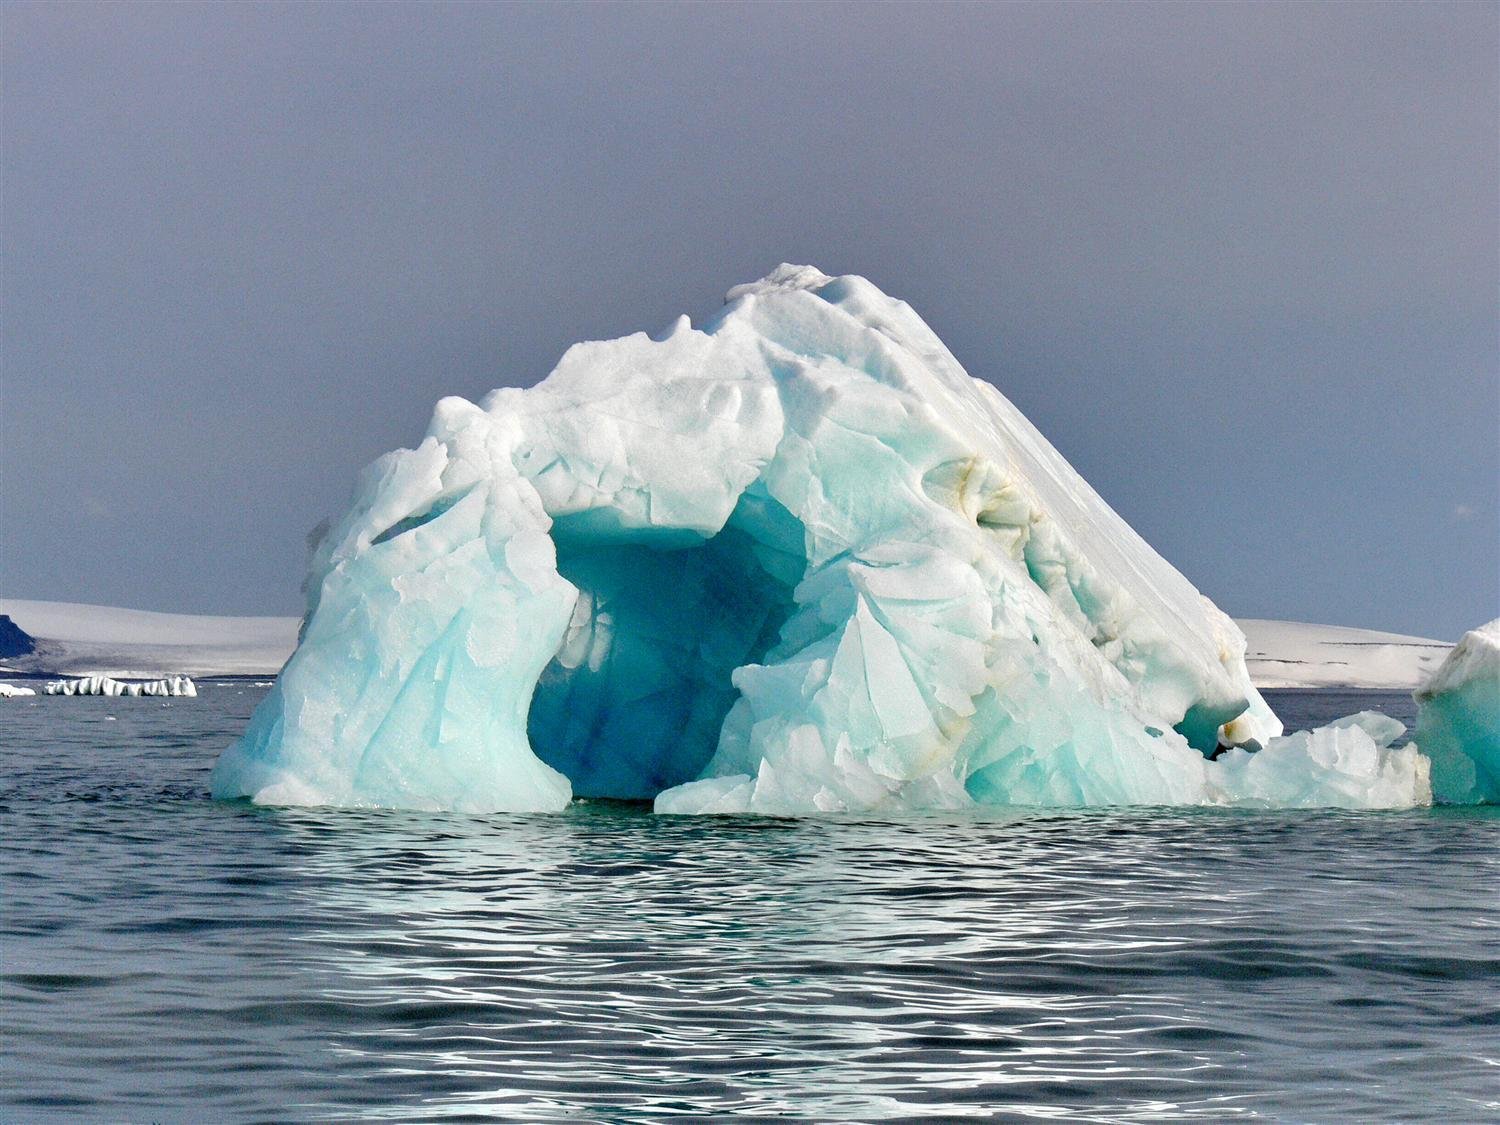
[[0, 683, 37, 697], [44, 674, 197, 697], [1211, 716, 1430, 810], [1414, 619, 1499, 805]]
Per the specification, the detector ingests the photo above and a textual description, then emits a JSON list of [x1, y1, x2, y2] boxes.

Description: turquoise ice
[[1415, 620, 1499, 804], [212, 266, 1438, 814]]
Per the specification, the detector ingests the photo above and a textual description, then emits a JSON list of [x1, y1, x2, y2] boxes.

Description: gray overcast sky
[[2, 0, 1496, 639]]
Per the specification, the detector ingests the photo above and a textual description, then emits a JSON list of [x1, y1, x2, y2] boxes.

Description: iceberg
[[0, 682, 37, 698], [1415, 619, 1499, 804], [45, 674, 197, 697], [214, 264, 1367, 815], [1211, 716, 1430, 810]]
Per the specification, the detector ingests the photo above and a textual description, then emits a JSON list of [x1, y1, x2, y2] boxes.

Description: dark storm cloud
[[2, 0, 1495, 637]]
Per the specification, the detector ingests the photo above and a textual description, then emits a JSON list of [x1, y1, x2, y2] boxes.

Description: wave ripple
[[2, 688, 1497, 1121]]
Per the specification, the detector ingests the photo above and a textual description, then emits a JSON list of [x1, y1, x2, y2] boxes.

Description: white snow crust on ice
[[1238, 618, 1451, 690], [1414, 619, 1499, 804], [209, 265, 1454, 816], [0, 599, 297, 679]]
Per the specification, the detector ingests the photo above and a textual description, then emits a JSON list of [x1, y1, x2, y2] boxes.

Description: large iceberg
[[212, 265, 1454, 816], [1415, 619, 1499, 805]]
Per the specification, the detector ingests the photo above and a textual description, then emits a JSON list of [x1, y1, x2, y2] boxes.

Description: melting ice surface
[[212, 266, 1454, 815]]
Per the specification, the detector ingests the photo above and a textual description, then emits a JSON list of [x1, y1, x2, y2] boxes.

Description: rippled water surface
[[3, 686, 1496, 1122]]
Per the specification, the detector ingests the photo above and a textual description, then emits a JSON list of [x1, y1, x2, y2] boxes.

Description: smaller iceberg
[[0, 683, 37, 698], [44, 674, 197, 697], [1211, 713, 1429, 809], [1415, 619, 1499, 805]]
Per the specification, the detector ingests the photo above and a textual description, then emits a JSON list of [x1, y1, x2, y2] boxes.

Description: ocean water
[[2, 686, 1496, 1123]]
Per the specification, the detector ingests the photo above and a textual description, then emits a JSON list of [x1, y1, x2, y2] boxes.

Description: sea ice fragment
[[1210, 723, 1430, 810], [44, 674, 196, 697]]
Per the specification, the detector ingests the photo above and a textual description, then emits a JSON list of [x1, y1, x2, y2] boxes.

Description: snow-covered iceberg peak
[[212, 265, 1286, 815]]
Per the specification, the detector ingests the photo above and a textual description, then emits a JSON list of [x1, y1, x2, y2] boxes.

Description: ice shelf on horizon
[[211, 265, 1456, 815]]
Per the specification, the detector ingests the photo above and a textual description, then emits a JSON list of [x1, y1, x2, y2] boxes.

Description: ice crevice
[[212, 266, 1471, 815]]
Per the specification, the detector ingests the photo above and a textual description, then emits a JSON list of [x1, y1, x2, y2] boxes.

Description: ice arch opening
[[526, 487, 807, 799]]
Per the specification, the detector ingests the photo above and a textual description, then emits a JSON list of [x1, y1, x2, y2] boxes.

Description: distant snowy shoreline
[[0, 599, 297, 680], [1236, 618, 1450, 691], [0, 598, 1451, 690]]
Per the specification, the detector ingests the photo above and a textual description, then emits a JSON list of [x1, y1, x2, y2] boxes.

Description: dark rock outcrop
[[0, 615, 36, 659]]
